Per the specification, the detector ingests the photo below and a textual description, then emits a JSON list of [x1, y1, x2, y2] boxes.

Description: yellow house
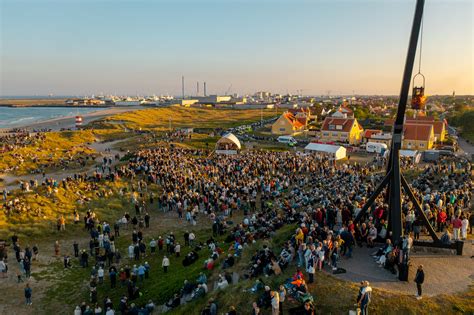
[[271, 112, 305, 135], [320, 117, 364, 144], [402, 124, 435, 150], [386, 116, 447, 143]]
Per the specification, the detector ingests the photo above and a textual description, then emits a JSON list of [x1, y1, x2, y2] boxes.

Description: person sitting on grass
[[222, 254, 235, 269], [165, 293, 180, 309], [216, 274, 229, 290]]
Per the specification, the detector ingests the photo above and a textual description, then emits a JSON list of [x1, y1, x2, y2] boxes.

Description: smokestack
[[204, 82, 207, 97], [197, 82, 199, 96], [182, 76, 185, 99]]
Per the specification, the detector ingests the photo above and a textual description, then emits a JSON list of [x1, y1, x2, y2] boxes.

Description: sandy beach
[[0, 106, 144, 132]]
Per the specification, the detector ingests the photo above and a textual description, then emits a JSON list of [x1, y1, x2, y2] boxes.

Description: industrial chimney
[[182, 76, 185, 99], [204, 82, 207, 97]]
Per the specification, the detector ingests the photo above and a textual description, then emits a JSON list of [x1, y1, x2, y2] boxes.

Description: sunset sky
[[1, 0, 472, 96]]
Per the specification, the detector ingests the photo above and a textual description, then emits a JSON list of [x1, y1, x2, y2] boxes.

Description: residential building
[[405, 117, 447, 143], [319, 117, 364, 145], [288, 107, 315, 127], [271, 112, 305, 135], [331, 105, 354, 118], [363, 129, 383, 143], [384, 116, 447, 143], [402, 123, 435, 150]]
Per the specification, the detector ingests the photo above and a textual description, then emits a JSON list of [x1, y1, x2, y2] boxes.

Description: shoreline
[[0, 106, 145, 132]]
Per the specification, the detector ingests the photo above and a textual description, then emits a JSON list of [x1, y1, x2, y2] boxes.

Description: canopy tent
[[215, 132, 241, 154], [399, 149, 421, 163], [304, 143, 347, 160]]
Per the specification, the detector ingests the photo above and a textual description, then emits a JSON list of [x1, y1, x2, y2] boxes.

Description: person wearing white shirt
[[128, 244, 134, 259], [174, 243, 181, 257], [98, 266, 104, 283], [162, 256, 170, 273]]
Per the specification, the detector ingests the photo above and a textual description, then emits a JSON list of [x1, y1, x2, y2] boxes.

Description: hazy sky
[[1, 0, 472, 96]]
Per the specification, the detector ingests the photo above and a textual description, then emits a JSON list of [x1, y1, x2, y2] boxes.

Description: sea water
[[0, 107, 104, 128]]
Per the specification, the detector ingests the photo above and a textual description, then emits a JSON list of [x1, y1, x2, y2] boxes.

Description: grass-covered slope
[[0, 130, 96, 175], [93, 107, 277, 131]]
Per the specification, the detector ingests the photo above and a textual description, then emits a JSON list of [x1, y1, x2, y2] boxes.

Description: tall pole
[[197, 82, 199, 96], [388, 0, 425, 244]]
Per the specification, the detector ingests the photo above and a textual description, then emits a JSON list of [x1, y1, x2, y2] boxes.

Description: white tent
[[215, 132, 241, 154], [399, 149, 421, 163], [304, 143, 347, 160]]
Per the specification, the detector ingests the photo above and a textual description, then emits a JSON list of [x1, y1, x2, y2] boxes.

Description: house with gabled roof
[[319, 117, 364, 144], [384, 116, 447, 143], [402, 123, 435, 150], [331, 105, 354, 118], [271, 111, 305, 135], [287, 107, 315, 127]]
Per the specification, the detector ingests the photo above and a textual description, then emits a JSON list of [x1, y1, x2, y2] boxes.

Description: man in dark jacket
[[415, 265, 425, 299]]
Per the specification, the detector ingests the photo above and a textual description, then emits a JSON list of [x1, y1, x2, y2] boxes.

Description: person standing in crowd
[[24, 283, 32, 305], [54, 241, 60, 257], [271, 291, 280, 315], [461, 215, 469, 240], [162, 256, 170, 273], [150, 239, 157, 254], [73, 241, 79, 258], [452, 216, 462, 241], [251, 302, 260, 315], [279, 285, 286, 315], [358, 281, 372, 315], [175, 242, 181, 257], [415, 265, 425, 300]]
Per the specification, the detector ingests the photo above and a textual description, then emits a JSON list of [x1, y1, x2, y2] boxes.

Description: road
[[457, 137, 474, 156]]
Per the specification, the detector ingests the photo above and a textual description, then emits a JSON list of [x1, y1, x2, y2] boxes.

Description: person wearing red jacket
[[452, 216, 462, 240], [437, 211, 447, 232]]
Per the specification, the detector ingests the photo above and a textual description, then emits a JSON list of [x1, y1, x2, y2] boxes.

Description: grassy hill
[[0, 130, 97, 175], [92, 107, 277, 132]]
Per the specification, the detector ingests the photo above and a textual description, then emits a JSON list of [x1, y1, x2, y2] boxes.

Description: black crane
[[353, 0, 463, 271]]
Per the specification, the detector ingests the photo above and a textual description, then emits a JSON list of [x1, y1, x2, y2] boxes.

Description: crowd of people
[[0, 139, 472, 314], [0, 130, 47, 153]]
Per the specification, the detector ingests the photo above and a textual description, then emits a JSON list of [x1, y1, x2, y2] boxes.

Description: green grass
[[0, 130, 97, 175], [92, 107, 277, 132], [37, 225, 221, 314], [0, 180, 131, 240]]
